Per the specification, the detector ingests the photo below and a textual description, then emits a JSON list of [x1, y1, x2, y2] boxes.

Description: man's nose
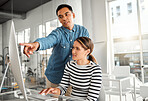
[[62, 15, 67, 20]]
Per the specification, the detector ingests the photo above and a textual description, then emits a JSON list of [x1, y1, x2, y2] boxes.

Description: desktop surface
[[0, 89, 84, 101]]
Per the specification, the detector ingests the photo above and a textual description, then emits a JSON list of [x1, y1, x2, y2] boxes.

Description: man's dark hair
[[56, 4, 73, 16]]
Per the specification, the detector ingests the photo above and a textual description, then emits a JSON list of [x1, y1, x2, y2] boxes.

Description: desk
[[103, 75, 136, 101], [0, 89, 84, 101]]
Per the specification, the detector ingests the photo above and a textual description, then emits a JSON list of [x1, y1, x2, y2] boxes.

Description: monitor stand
[[0, 62, 10, 93]]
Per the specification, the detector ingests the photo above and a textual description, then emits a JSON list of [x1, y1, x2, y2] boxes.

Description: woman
[[39, 37, 102, 101]]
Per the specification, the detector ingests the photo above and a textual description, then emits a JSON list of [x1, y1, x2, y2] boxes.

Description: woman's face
[[72, 41, 89, 61]]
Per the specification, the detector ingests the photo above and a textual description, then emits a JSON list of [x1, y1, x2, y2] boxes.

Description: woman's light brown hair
[[76, 37, 97, 64]]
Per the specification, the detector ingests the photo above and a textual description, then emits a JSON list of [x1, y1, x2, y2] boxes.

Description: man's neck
[[66, 24, 74, 30]]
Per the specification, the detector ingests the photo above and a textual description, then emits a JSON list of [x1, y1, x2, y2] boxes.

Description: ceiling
[[0, 0, 52, 24]]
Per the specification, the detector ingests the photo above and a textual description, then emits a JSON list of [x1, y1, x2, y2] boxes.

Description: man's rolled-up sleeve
[[34, 30, 60, 50]]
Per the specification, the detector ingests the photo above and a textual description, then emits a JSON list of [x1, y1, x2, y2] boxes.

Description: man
[[20, 4, 89, 88]]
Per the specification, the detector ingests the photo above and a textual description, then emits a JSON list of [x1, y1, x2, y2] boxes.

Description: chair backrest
[[112, 66, 130, 77], [98, 85, 105, 101], [102, 73, 115, 88], [140, 83, 148, 98], [112, 66, 131, 89]]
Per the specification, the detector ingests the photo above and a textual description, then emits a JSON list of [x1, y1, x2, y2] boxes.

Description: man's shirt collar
[[62, 24, 76, 34]]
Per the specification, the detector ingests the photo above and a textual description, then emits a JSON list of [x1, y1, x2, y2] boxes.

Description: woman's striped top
[[58, 60, 102, 101]]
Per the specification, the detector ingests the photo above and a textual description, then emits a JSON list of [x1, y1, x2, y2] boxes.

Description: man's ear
[[73, 13, 75, 19]]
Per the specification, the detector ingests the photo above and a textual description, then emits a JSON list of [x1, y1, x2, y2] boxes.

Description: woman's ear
[[86, 49, 90, 56]]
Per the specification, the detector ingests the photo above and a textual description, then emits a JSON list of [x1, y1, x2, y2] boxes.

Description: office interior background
[[0, 0, 148, 101]]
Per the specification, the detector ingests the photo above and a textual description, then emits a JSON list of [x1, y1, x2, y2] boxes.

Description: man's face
[[57, 7, 75, 30]]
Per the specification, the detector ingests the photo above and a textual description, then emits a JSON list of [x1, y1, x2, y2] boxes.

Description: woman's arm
[[58, 62, 71, 95], [86, 66, 102, 101], [39, 62, 71, 96]]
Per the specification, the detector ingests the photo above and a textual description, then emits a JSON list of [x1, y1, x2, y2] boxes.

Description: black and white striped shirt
[[58, 60, 102, 101]]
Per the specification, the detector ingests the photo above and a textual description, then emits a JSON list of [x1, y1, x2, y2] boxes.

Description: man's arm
[[19, 29, 59, 57], [34, 30, 60, 50]]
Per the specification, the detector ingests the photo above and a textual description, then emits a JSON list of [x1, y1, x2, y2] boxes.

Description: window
[[16, 28, 30, 54], [108, 0, 148, 83], [116, 6, 120, 17], [111, 8, 114, 24], [141, 0, 144, 3], [37, 19, 58, 68], [127, 2, 132, 14], [46, 19, 58, 36], [141, 6, 145, 11], [111, 8, 114, 16], [16, 28, 30, 75], [38, 25, 45, 38], [24, 28, 30, 43], [45, 19, 58, 55], [17, 30, 24, 44]]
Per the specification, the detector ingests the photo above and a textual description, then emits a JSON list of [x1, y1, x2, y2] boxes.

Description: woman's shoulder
[[66, 60, 76, 67], [89, 61, 100, 66], [68, 60, 76, 65], [89, 61, 101, 70]]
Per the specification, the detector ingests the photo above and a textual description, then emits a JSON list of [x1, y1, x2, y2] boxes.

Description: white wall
[[2, 0, 83, 70], [2, 21, 11, 53], [82, 0, 108, 73], [14, 0, 82, 32], [81, 0, 93, 38], [0, 24, 2, 77], [0, 24, 2, 55]]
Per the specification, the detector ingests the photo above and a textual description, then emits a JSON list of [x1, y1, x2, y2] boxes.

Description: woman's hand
[[39, 88, 61, 96]]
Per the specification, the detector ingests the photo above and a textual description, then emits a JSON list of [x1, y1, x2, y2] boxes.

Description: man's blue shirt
[[35, 24, 89, 84]]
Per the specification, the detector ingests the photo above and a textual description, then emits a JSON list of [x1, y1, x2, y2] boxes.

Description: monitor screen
[[9, 21, 28, 100]]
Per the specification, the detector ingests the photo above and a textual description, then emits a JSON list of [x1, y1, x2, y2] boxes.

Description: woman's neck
[[77, 59, 90, 65]]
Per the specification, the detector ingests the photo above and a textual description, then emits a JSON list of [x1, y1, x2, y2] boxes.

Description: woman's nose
[[72, 49, 75, 54]]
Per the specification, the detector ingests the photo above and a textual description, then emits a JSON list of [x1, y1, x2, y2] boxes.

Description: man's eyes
[[58, 13, 70, 18], [58, 16, 63, 18], [65, 13, 68, 16], [65, 12, 71, 16]]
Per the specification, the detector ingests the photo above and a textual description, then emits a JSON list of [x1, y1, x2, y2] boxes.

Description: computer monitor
[[9, 21, 28, 100], [8, 21, 82, 101], [8, 21, 58, 101]]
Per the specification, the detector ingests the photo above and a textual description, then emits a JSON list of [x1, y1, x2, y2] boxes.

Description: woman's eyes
[[72, 47, 79, 50], [76, 47, 80, 50]]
